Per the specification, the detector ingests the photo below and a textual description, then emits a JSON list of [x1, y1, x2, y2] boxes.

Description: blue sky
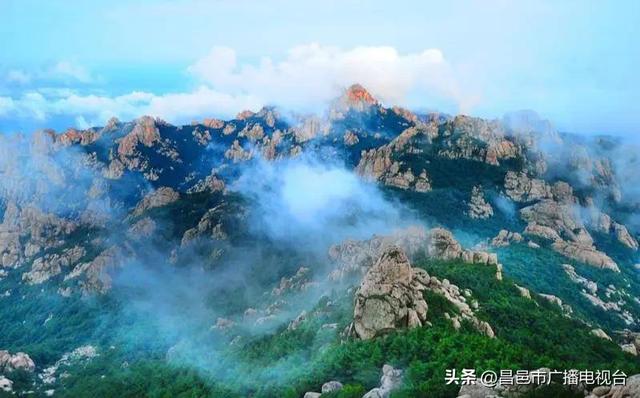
[[0, 0, 638, 135]]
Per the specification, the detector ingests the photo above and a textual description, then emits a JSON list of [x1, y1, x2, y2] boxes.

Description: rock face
[[351, 246, 494, 340], [0, 202, 76, 269], [0, 376, 12, 392], [521, 200, 618, 271], [457, 368, 567, 398], [22, 246, 86, 284], [468, 186, 494, 219], [329, 226, 501, 281], [356, 147, 432, 193], [586, 374, 640, 398], [352, 247, 429, 340], [491, 230, 523, 247], [504, 171, 552, 202], [363, 364, 403, 398], [562, 264, 598, 294], [132, 187, 179, 217], [0, 350, 35, 373], [64, 246, 121, 294]]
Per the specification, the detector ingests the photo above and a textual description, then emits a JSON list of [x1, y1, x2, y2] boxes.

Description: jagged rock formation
[[521, 200, 618, 271], [22, 246, 86, 284], [356, 147, 432, 192], [504, 171, 553, 202], [584, 374, 640, 398], [132, 187, 179, 216], [329, 226, 501, 281], [128, 217, 157, 239], [491, 230, 523, 247], [351, 247, 429, 339], [0, 350, 35, 373], [271, 266, 317, 296], [0, 202, 76, 269], [562, 264, 598, 294], [591, 328, 612, 341], [362, 364, 403, 398], [539, 293, 573, 315], [0, 376, 12, 392], [457, 367, 587, 398], [468, 185, 494, 219], [351, 246, 494, 340], [64, 246, 122, 294]]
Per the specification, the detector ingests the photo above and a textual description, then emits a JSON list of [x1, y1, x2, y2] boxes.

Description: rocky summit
[[0, 85, 639, 397]]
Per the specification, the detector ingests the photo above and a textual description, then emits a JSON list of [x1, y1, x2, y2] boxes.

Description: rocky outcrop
[[539, 293, 573, 315], [351, 246, 494, 340], [552, 241, 618, 272], [515, 284, 531, 299], [224, 140, 253, 163], [521, 200, 618, 271], [504, 171, 552, 202], [0, 376, 12, 392], [22, 246, 86, 284], [132, 187, 179, 217], [562, 264, 598, 294], [352, 247, 428, 339], [0, 202, 76, 269], [181, 204, 231, 246], [271, 267, 317, 296], [128, 217, 157, 239], [591, 328, 612, 341], [491, 230, 523, 247], [587, 374, 640, 398], [468, 186, 494, 219], [0, 350, 35, 373], [587, 210, 638, 251], [64, 246, 121, 294], [363, 364, 403, 398], [330, 84, 379, 119], [356, 148, 431, 192], [437, 116, 520, 166], [329, 226, 500, 281], [187, 172, 225, 194]]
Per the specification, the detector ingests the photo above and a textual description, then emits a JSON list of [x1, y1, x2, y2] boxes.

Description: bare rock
[[0, 376, 12, 392], [128, 217, 157, 239], [468, 186, 494, 219], [491, 230, 523, 247], [132, 187, 179, 217], [363, 364, 403, 398], [22, 246, 86, 284], [515, 284, 531, 299], [322, 381, 343, 393], [591, 328, 612, 341], [0, 350, 35, 372], [603, 374, 640, 397], [352, 247, 428, 340], [504, 171, 552, 202]]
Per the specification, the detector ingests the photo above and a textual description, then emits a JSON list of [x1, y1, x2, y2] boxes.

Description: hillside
[[0, 85, 639, 398]]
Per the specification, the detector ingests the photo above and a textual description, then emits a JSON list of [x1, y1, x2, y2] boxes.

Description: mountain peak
[[343, 84, 378, 107]]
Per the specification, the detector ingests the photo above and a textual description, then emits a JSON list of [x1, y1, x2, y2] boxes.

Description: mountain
[[0, 84, 639, 397]]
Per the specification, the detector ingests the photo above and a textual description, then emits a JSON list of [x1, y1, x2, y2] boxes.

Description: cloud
[[189, 44, 474, 112], [0, 44, 477, 130], [47, 61, 94, 83], [232, 154, 411, 250], [5, 69, 31, 85]]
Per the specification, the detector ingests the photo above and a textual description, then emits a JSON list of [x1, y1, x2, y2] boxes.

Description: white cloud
[[0, 44, 479, 128], [46, 61, 94, 83], [6, 69, 31, 85], [188, 44, 472, 112]]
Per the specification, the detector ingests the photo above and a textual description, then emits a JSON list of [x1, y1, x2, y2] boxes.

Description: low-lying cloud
[[232, 154, 410, 250]]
